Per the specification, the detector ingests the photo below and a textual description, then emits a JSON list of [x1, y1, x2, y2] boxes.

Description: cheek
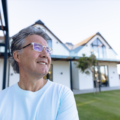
[[21, 53, 36, 65]]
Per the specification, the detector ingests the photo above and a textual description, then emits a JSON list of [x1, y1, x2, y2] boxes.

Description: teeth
[[38, 62, 46, 65]]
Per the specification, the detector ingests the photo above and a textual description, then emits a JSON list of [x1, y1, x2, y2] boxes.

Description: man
[[0, 26, 79, 120]]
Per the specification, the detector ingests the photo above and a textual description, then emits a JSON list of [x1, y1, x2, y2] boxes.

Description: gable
[[74, 33, 117, 55], [87, 35, 117, 55], [33, 23, 70, 56], [73, 33, 117, 60]]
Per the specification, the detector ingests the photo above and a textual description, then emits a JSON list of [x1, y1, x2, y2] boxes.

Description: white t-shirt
[[0, 80, 79, 120]]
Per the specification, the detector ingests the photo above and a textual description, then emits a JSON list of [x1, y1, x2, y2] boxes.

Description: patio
[[73, 86, 120, 94]]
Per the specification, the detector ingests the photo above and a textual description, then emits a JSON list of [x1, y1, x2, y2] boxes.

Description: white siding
[[52, 39, 69, 56], [79, 69, 94, 90], [72, 61, 94, 90], [52, 61, 70, 88], [108, 64, 120, 87], [0, 59, 19, 89], [106, 48, 116, 59], [77, 45, 91, 57]]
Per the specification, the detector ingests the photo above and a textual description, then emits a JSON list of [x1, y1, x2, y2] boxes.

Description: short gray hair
[[10, 26, 49, 73]]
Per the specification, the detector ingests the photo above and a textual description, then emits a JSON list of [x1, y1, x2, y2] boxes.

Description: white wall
[[72, 62, 79, 89], [52, 61, 70, 88], [0, 59, 19, 90], [79, 69, 94, 90], [106, 48, 116, 59], [77, 45, 91, 57], [34, 24, 69, 56], [9, 65, 19, 87], [72, 61, 94, 90], [108, 64, 119, 87]]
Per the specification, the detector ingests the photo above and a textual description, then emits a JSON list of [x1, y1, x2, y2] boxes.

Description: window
[[93, 65, 109, 87], [100, 66, 108, 86], [91, 38, 106, 58], [48, 39, 52, 49]]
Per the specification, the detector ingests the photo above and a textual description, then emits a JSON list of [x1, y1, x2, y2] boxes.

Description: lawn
[[74, 90, 120, 120]]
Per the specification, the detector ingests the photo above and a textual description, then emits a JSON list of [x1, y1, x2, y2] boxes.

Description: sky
[[2, 0, 120, 71]]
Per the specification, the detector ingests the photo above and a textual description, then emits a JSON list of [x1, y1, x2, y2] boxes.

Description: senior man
[[0, 26, 79, 120]]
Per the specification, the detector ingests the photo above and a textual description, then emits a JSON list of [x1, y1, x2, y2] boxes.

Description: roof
[[73, 34, 96, 49], [71, 45, 84, 53], [74, 32, 113, 49], [73, 32, 117, 54]]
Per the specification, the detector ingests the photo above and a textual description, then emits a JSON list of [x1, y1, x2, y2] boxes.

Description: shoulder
[[49, 81, 72, 92], [49, 81, 73, 100], [0, 84, 16, 100], [0, 87, 9, 97], [53, 82, 79, 119]]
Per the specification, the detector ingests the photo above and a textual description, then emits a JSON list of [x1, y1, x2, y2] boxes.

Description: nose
[[40, 47, 48, 58]]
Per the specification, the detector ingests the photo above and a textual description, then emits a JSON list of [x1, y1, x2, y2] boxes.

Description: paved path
[[73, 86, 120, 94]]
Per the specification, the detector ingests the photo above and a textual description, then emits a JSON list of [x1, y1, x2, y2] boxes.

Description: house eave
[[97, 58, 120, 64]]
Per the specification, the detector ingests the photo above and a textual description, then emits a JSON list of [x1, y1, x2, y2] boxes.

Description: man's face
[[18, 35, 51, 77]]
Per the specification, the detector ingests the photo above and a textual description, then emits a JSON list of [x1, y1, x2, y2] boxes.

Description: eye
[[34, 43, 43, 52]]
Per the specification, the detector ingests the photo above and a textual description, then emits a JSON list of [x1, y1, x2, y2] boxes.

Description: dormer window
[[91, 38, 106, 58], [48, 39, 52, 49]]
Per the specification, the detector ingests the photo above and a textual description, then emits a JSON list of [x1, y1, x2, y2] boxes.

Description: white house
[[0, 20, 120, 92], [71, 33, 120, 90]]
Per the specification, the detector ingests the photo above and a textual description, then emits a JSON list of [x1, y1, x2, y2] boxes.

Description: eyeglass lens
[[33, 43, 51, 54], [33, 43, 43, 52]]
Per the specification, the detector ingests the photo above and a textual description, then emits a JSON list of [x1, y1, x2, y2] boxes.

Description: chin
[[39, 71, 48, 76]]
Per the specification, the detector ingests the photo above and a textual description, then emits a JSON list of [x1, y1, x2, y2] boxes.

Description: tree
[[77, 53, 98, 93]]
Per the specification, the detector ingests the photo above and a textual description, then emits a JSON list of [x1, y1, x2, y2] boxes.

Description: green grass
[[74, 90, 120, 120]]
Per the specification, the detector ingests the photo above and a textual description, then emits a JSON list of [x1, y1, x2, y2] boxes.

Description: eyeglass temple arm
[[22, 43, 31, 49]]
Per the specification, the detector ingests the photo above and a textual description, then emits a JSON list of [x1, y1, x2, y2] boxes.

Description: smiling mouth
[[37, 62, 47, 65]]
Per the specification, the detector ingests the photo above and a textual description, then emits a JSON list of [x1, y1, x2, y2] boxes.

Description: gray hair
[[10, 26, 49, 73]]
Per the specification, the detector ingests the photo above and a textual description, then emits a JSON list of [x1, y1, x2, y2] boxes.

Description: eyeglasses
[[21, 42, 52, 55]]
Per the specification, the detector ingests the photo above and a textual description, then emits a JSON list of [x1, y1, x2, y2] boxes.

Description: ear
[[13, 51, 21, 63]]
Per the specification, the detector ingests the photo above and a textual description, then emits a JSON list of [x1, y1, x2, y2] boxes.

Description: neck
[[18, 72, 47, 92]]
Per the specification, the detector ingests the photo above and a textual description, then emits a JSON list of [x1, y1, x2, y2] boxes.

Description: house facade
[[71, 33, 120, 90], [0, 20, 120, 92]]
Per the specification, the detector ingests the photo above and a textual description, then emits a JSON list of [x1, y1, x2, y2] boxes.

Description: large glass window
[[93, 65, 109, 87], [100, 65, 108, 86], [91, 38, 106, 58], [93, 66, 99, 87]]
